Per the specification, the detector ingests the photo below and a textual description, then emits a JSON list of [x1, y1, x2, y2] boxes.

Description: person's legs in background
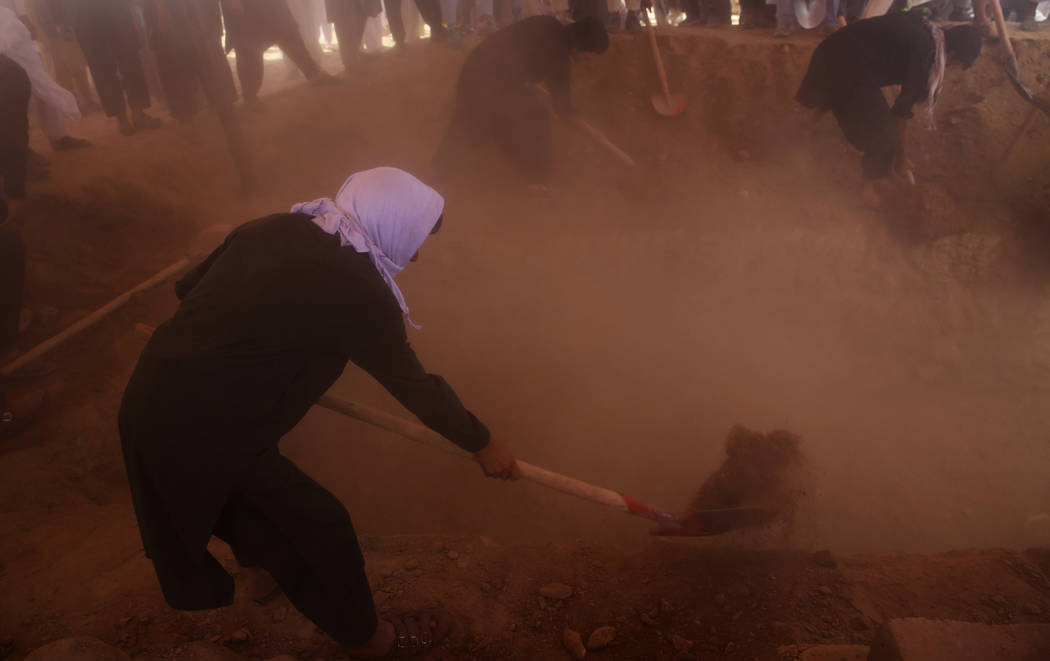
[[476, 0, 497, 33], [385, 0, 408, 48], [775, 0, 795, 35], [821, 0, 840, 31], [286, 0, 326, 78], [75, 1, 161, 135], [328, 1, 368, 71], [679, 0, 703, 24], [440, 0, 463, 43], [701, 0, 731, 25], [411, 0, 447, 40], [234, 43, 267, 106]]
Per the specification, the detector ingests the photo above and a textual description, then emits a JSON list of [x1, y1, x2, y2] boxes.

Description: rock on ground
[[586, 626, 615, 650], [868, 618, 1050, 661], [562, 628, 586, 660], [25, 638, 130, 661], [133, 642, 246, 661]]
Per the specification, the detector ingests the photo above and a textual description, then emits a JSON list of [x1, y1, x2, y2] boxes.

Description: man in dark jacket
[[119, 168, 520, 658], [796, 13, 982, 209], [435, 16, 609, 193]]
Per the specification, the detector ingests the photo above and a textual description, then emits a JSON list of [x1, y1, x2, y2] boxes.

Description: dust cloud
[[65, 33, 1047, 557], [280, 107, 1050, 555]]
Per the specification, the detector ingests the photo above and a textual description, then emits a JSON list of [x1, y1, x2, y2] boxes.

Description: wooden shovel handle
[[1, 258, 191, 377], [316, 394, 628, 511], [988, 0, 1015, 59], [647, 25, 673, 104]]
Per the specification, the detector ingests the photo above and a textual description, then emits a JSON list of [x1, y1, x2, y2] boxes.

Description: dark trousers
[[213, 449, 378, 647], [832, 86, 898, 180], [0, 225, 23, 418], [0, 224, 26, 354], [570, 0, 609, 22], [234, 4, 321, 101], [74, 0, 152, 117], [383, 0, 446, 44], [149, 10, 253, 188], [701, 0, 731, 22], [0, 55, 30, 200], [328, 1, 370, 70]]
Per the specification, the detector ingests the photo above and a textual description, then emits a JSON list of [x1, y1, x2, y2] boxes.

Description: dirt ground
[[2, 23, 1050, 661]]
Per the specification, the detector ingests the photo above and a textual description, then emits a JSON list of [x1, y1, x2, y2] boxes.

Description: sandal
[[388, 610, 451, 657]]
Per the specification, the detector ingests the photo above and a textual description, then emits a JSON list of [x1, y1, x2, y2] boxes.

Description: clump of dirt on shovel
[[690, 425, 808, 516]]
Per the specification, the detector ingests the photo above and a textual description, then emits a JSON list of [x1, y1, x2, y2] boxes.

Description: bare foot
[[348, 611, 451, 659]]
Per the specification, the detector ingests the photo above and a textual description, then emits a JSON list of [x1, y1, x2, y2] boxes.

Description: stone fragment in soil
[[562, 628, 586, 660], [132, 642, 246, 661], [539, 583, 573, 600], [228, 628, 250, 643], [672, 634, 694, 653], [811, 550, 837, 567], [850, 615, 870, 631], [24, 637, 130, 661], [447, 550, 459, 560], [660, 598, 675, 614], [404, 559, 420, 570], [586, 626, 615, 650]]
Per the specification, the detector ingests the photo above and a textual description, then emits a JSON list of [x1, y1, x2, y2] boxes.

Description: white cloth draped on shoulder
[[291, 167, 445, 330], [0, 6, 80, 120]]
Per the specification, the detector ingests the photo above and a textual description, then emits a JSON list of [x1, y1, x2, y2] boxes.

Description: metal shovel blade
[[1005, 55, 1034, 102], [649, 506, 777, 536], [651, 92, 687, 117]]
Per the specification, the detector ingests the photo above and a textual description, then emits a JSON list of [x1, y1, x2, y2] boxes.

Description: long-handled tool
[[1002, 81, 1049, 163], [574, 119, 637, 167], [315, 394, 774, 536], [989, 0, 1034, 102], [531, 84, 637, 167], [131, 321, 773, 536], [646, 26, 686, 117], [1, 225, 230, 378]]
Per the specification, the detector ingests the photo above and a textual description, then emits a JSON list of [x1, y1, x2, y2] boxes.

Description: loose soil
[[2, 24, 1050, 661]]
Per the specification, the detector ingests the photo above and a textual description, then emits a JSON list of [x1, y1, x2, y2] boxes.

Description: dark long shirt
[[119, 213, 489, 609], [458, 15, 575, 117], [0, 54, 30, 199], [796, 12, 936, 119]]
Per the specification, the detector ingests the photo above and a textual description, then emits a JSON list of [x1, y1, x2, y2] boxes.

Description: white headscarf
[[291, 167, 444, 330], [0, 7, 80, 120]]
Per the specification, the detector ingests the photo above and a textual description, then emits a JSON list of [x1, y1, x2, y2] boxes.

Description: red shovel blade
[[649, 507, 777, 536], [622, 495, 774, 536], [651, 93, 687, 117]]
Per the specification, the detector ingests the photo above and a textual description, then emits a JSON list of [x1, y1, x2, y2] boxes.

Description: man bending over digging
[[435, 15, 610, 195], [119, 167, 521, 658], [796, 13, 982, 210]]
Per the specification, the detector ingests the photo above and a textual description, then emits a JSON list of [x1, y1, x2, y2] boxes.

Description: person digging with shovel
[[118, 167, 521, 659], [796, 13, 982, 210], [433, 15, 612, 196]]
